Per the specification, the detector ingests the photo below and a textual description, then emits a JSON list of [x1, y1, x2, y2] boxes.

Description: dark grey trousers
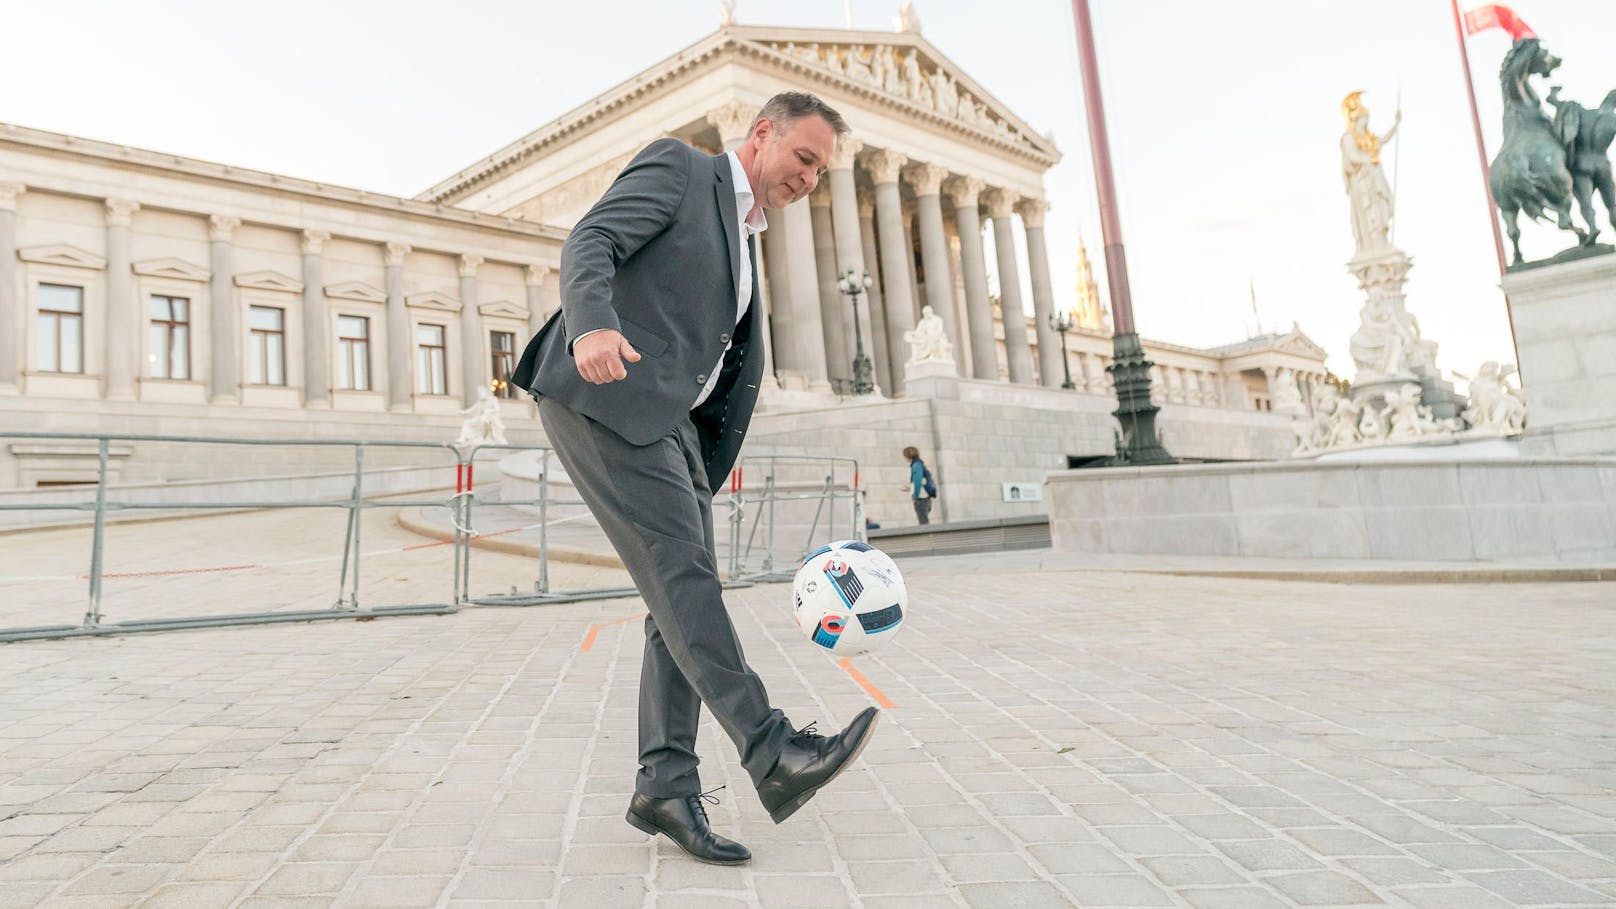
[[538, 396, 791, 798]]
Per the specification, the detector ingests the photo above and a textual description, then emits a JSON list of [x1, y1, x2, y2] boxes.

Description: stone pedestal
[[1507, 252, 1616, 456]]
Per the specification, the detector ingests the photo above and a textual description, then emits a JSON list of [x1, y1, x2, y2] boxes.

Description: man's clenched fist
[[574, 329, 642, 384]]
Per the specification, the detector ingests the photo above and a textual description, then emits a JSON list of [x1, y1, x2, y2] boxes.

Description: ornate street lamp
[[1070, 0, 1171, 464], [838, 268, 875, 396], [1049, 310, 1077, 389]]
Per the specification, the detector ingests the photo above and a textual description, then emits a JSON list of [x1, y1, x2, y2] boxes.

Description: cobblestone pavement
[[1, 513, 1614, 908]]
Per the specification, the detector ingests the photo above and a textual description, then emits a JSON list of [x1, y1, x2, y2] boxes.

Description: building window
[[336, 315, 371, 391], [490, 330, 517, 398], [147, 295, 191, 380], [415, 323, 447, 396], [36, 283, 84, 374], [248, 305, 286, 385]]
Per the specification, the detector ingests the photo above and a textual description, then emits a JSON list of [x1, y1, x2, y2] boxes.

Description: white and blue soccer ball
[[790, 539, 907, 657]]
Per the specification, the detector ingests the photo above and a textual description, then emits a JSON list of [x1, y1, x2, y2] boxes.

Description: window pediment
[[478, 299, 528, 320], [234, 270, 304, 293], [326, 281, 387, 304], [18, 244, 107, 270], [406, 291, 461, 313], [132, 257, 209, 282]]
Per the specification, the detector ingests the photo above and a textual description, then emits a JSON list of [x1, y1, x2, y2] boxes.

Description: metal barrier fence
[[0, 432, 860, 643]]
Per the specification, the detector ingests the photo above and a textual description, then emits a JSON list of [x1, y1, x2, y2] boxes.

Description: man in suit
[[512, 93, 880, 865]]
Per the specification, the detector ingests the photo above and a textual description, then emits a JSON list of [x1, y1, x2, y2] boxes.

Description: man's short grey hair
[[751, 92, 851, 138]]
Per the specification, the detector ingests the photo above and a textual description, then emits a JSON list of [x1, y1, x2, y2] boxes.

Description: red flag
[[1463, 3, 1536, 40]]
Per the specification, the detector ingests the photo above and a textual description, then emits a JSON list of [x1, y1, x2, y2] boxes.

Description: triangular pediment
[[17, 244, 106, 271], [406, 290, 461, 313], [478, 299, 528, 320], [325, 281, 387, 304], [132, 257, 209, 282], [234, 270, 303, 293], [1275, 325, 1329, 360], [742, 29, 1057, 159], [418, 25, 1058, 204]]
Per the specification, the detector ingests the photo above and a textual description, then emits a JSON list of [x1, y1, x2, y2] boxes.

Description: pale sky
[[4, 0, 1612, 377]]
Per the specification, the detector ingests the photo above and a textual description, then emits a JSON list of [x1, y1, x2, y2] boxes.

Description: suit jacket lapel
[[713, 155, 742, 303]]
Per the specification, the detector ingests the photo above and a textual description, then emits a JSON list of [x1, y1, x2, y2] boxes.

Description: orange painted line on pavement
[[580, 611, 649, 652], [837, 657, 896, 709]]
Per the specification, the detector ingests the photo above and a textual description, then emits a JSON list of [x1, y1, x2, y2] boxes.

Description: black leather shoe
[[626, 787, 751, 865], [757, 707, 880, 824]]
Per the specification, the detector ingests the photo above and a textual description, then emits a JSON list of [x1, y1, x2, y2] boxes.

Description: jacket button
[[696, 374, 708, 384], [719, 332, 731, 343]]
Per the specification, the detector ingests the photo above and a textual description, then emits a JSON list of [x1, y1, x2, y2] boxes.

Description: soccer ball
[[790, 539, 907, 658]]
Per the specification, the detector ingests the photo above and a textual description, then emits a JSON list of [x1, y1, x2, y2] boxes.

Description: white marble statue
[[904, 305, 954, 364], [718, 0, 735, 26], [1349, 295, 1414, 381], [1272, 367, 1305, 414], [842, 46, 878, 86], [454, 386, 507, 452], [1458, 361, 1528, 435], [1383, 385, 1442, 441], [901, 50, 924, 102], [897, 0, 922, 34], [1340, 91, 1401, 257]]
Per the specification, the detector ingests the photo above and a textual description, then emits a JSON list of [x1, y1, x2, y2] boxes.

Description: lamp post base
[[1106, 331, 1173, 465]]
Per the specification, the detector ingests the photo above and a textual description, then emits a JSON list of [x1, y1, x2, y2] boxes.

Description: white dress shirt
[[692, 151, 768, 408]]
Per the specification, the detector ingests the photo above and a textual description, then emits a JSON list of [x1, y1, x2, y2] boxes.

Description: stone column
[[459, 254, 484, 406], [827, 139, 878, 394], [385, 242, 412, 411], [747, 233, 780, 392], [856, 190, 891, 393], [867, 149, 918, 394], [905, 164, 961, 371], [301, 230, 332, 405], [985, 189, 1033, 385], [943, 215, 972, 376], [103, 199, 140, 399], [946, 177, 996, 380], [1019, 198, 1062, 388], [707, 101, 754, 151], [208, 215, 240, 402], [525, 264, 550, 339], [782, 199, 830, 388], [760, 210, 800, 381], [0, 183, 22, 392], [808, 186, 847, 386]]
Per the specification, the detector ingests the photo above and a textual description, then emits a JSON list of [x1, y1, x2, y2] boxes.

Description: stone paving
[[1, 510, 1615, 907]]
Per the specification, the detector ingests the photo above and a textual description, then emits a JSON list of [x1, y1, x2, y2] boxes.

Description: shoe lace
[[690, 784, 725, 823], [795, 720, 825, 741]]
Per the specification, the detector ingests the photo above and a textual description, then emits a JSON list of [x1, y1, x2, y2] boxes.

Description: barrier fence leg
[[349, 445, 365, 609], [82, 438, 109, 629], [538, 449, 550, 596]]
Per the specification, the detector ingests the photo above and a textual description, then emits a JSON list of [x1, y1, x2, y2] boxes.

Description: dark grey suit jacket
[[513, 138, 765, 494]]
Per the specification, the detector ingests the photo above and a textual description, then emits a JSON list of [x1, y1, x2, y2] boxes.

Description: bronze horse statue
[[1489, 39, 1586, 264], [1548, 86, 1616, 246]]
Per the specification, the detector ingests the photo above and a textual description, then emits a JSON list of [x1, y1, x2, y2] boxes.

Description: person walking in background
[[903, 446, 936, 525]]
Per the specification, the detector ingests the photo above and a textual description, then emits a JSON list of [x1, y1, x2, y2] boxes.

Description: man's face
[[752, 115, 837, 208]]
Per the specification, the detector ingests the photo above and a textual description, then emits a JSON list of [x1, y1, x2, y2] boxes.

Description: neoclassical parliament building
[[0, 20, 1327, 520]]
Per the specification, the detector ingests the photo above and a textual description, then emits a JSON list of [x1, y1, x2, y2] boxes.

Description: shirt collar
[[725, 150, 768, 233]]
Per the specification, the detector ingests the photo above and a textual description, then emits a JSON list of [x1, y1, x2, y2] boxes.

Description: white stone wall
[[1508, 254, 1616, 457], [1048, 457, 1616, 561]]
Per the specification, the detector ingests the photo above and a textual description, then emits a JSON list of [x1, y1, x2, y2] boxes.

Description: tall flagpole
[[1449, 0, 1521, 367]]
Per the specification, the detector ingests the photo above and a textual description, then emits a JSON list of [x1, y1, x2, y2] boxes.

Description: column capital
[[208, 215, 241, 242], [525, 263, 552, 286], [828, 137, 863, 171], [385, 242, 411, 267], [301, 229, 331, 255], [863, 149, 907, 185], [809, 183, 832, 209], [0, 182, 25, 212], [706, 100, 754, 147], [982, 188, 1020, 219], [943, 175, 984, 208], [459, 253, 484, 277], [902, 162, 947, 197], [104, 198, 140, 227], [1016, 197, 1047, 228]]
